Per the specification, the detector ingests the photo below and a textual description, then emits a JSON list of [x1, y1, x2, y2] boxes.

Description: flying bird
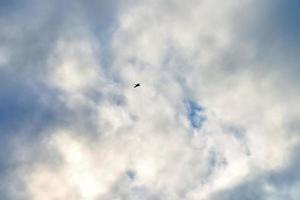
[[134, 83, 141, 88]]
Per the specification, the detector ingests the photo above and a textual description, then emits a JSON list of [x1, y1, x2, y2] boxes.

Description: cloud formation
[[0, 0, 299, 199]]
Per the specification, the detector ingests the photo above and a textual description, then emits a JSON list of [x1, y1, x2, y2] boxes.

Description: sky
[[0, 0, 300, 199]]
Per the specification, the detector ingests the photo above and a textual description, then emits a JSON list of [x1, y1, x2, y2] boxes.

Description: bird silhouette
[[134, 83, 141, 88]]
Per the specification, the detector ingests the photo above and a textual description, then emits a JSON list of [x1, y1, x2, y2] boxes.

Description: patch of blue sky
[[126, 170, 136, 180], [185, 99, 206, 130]]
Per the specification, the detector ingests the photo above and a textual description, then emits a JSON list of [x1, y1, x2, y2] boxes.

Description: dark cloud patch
[[0, 0, 26, 16], [213, 180, 265, 200], [0, 0, 112, 136], [266, 147, 300, 188], [79, 0, 120, 35], [0, 70, 66, 199], [263, 0, 300, 81], [218, 0, 300, 102], [237, 0, 300, 47], [234, 0, 300, 76], [0, 71, 64, 135], [0, 172, 28, 200], [212, 146, 300, 200], [266, 0, 300, 44], [0, 0, 66, 78], [78, 0, 121, 82]]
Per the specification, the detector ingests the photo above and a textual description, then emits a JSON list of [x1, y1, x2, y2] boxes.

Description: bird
[[134, 83, 141, 88]]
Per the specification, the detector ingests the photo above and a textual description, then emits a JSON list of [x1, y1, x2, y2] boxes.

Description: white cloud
[[2, 0, 300, 199]]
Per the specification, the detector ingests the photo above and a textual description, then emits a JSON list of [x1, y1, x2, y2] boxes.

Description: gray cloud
[[212, 146, 300, 200], [0, 0, 299, 199], [233, 0, 300, 83]]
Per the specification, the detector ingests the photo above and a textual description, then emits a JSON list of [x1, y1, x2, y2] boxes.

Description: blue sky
[[0, 0, 300, 199]]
